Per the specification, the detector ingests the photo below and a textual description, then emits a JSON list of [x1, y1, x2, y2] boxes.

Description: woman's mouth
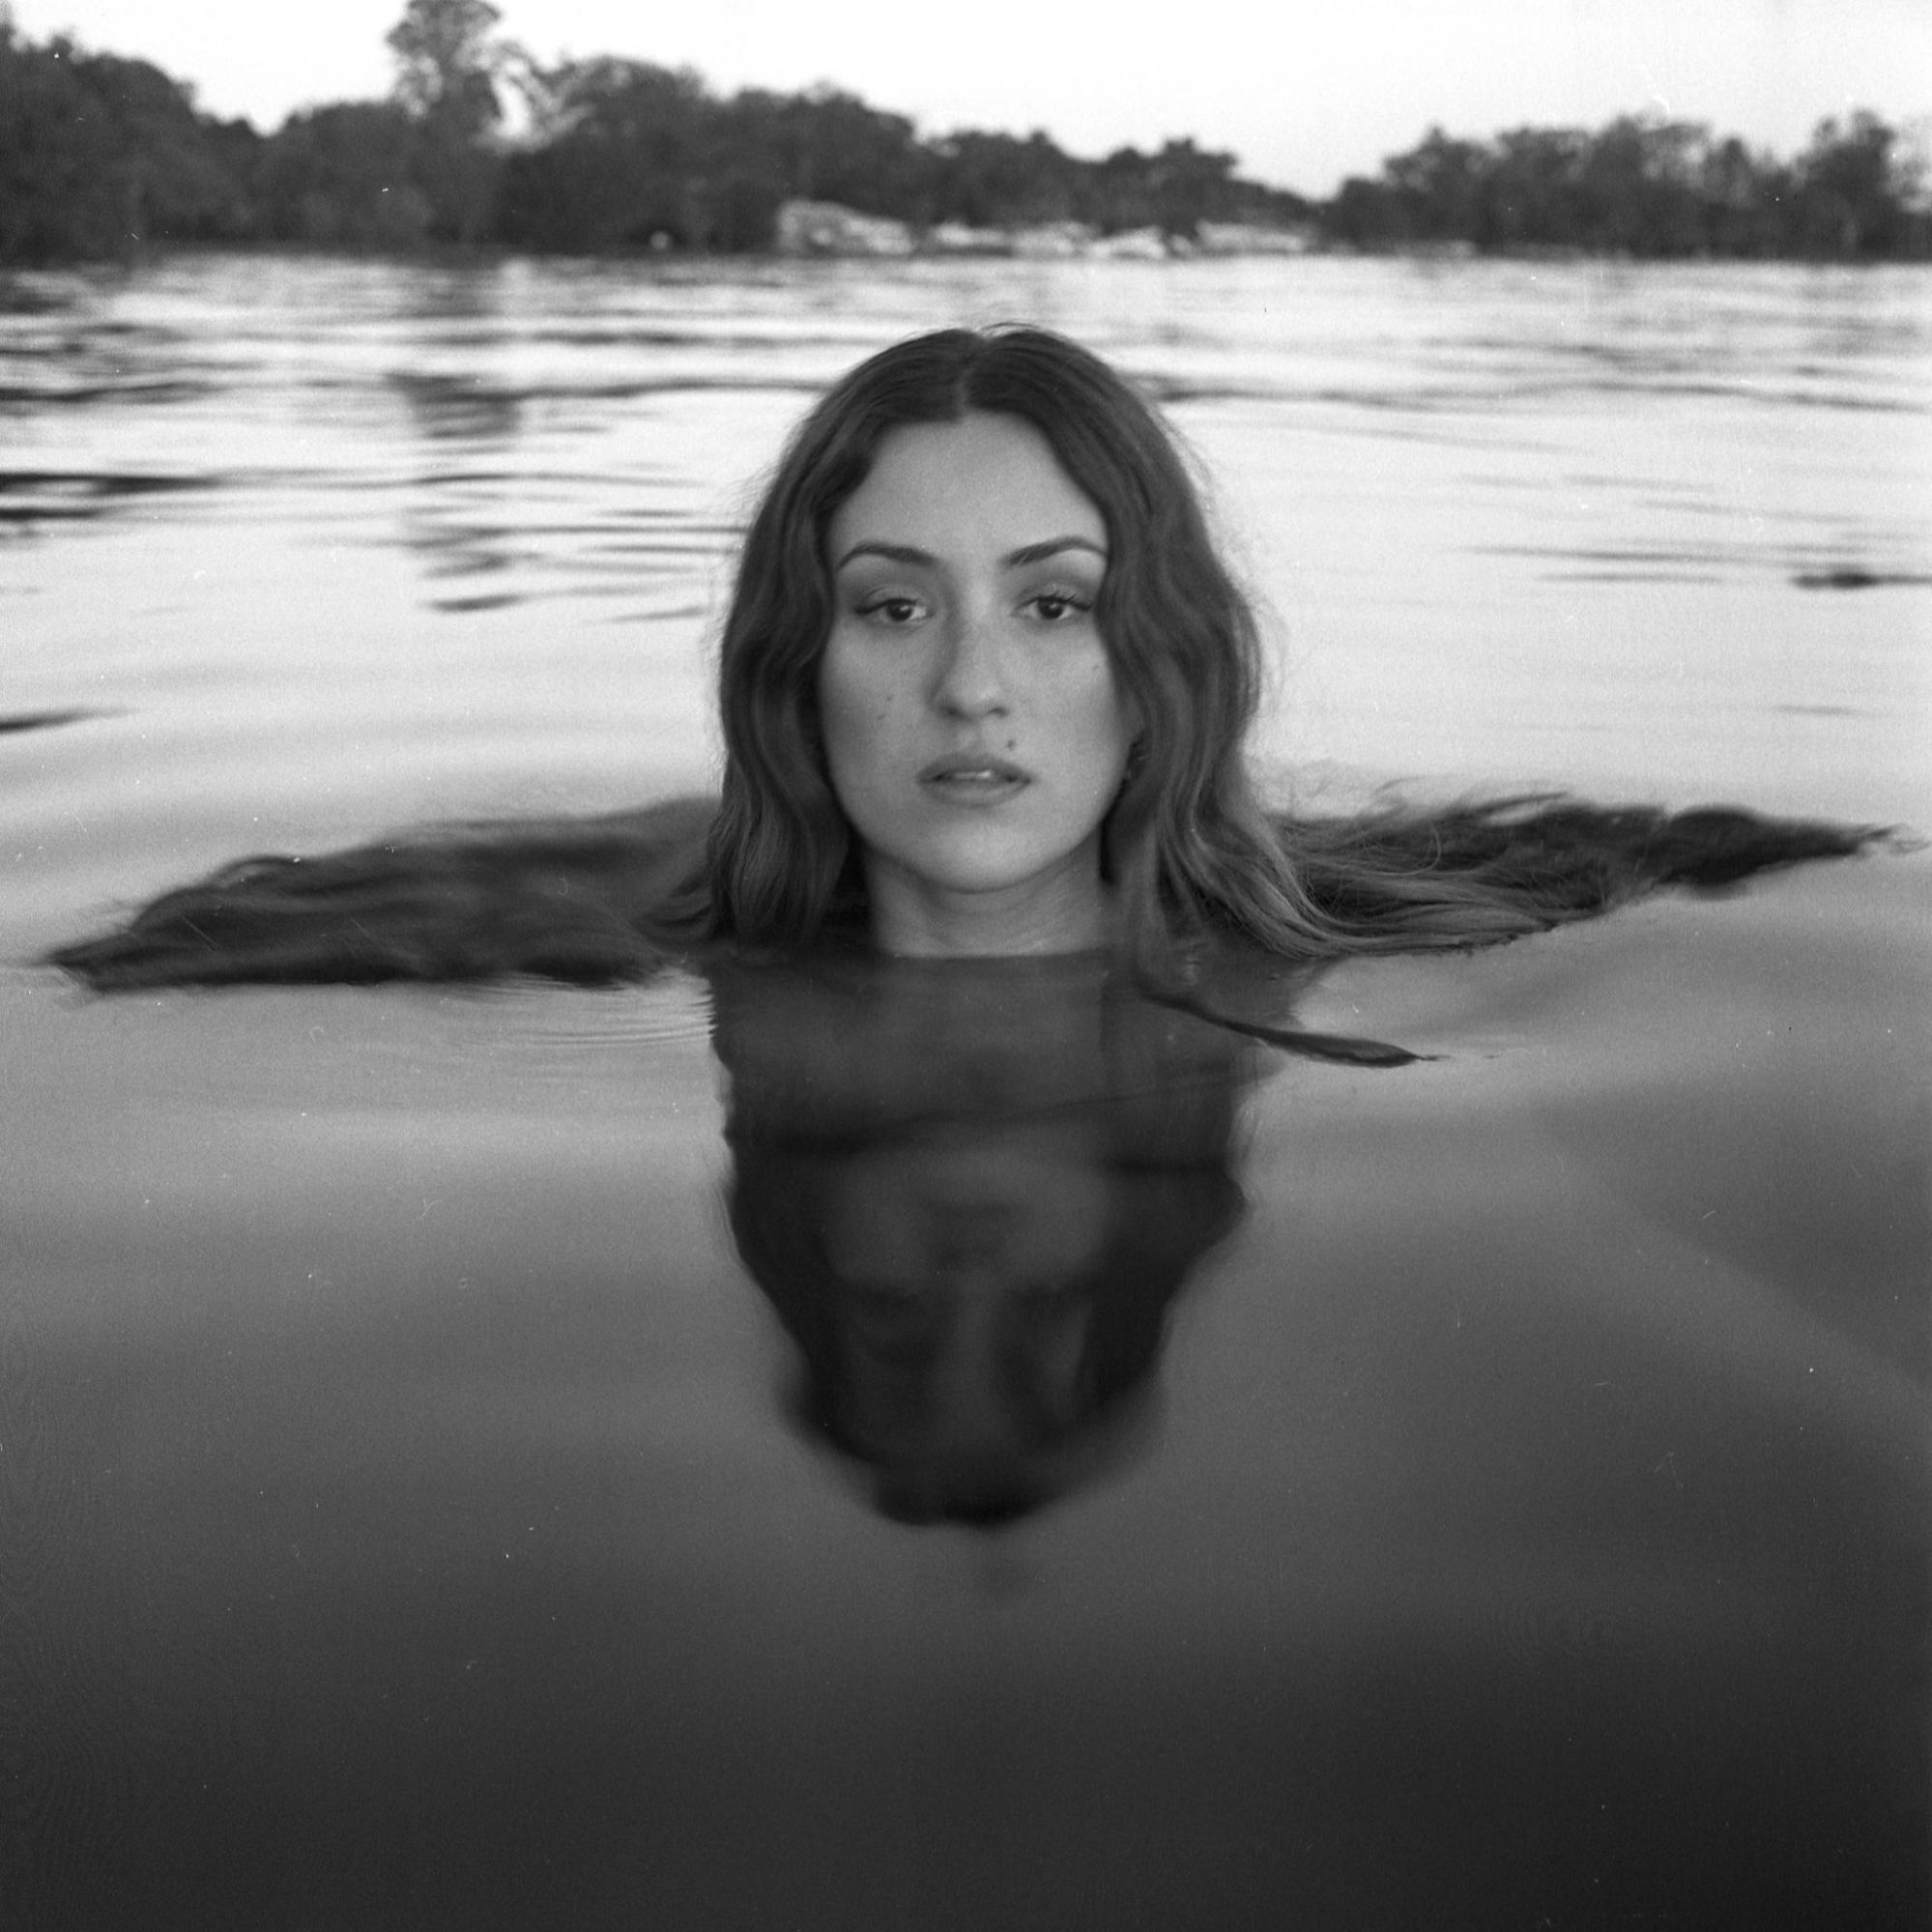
[[918, 754, 1030, 802]]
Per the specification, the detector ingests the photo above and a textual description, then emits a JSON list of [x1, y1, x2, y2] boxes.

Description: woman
[[41, 326, 1894, 1534], [47, 324, 1878, 996]]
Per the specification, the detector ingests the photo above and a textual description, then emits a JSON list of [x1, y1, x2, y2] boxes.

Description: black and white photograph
[[4, 2, 1927, 1925]]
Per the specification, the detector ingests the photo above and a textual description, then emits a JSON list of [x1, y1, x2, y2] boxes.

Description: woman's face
[[818, 412, 1138, 956]]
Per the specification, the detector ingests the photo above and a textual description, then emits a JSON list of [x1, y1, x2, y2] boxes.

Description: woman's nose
[[932, 606, 1009, 719]]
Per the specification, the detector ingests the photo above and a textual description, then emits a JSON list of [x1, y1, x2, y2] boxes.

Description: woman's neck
[[862, 851, 1114, 959]]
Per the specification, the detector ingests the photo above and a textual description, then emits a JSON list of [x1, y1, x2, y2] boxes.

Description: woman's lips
[[918, 753, 1030, 801]]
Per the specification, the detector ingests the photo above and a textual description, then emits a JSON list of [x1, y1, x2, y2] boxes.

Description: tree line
[[2, 0, 1925, 265], [1330, 114, 1928, 259]]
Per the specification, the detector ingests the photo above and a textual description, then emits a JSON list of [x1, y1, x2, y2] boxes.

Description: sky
[[9, 0, 1929, 195]]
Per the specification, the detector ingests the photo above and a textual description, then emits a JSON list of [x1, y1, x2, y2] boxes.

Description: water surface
[[3, 253, 1927, 1928]]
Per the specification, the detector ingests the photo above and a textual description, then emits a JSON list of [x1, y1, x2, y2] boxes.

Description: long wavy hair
[[691, 324, 1293, 971], [683, 324, 1878, 976], [45, 325, 1883, 994]]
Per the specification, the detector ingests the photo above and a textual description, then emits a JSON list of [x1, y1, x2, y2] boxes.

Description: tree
[[1384, 127, 1489, 241], [1698, 135, 1786, 257], [931, 130, 1078, 229], [1142, 138, 1240, 237], [1483, 126, 1590, 247], [495, 60, 717, 249], [1793, 111, 1918, 257], [1572, 117, 1707, 255], [0, 22, 252, 260], [257, 101, 430, 245], [387, 0, 505, 139], [385, 0, 515, 240]]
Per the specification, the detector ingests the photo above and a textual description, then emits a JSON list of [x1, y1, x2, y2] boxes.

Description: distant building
[[1195, 221, 1317, 255], [926, 220, 1011, 255], [1089, 226, 1172, 260], [773, 200, 915, 257], [768, 200, 1318, 261], [1008, 221, 1097, 259]]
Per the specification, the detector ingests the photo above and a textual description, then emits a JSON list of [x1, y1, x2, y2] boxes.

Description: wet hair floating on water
[[47, 327, 1890, 1045]]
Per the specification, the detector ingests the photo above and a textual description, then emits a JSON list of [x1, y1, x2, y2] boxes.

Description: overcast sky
[[10, 0, 1928, 194]]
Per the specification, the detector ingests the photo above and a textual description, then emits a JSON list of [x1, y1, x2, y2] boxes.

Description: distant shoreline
[[4, 14, 1925, 269], [10, 237, 1928, 281]]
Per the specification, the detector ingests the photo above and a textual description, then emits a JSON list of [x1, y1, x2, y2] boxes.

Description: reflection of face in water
[[824, 1123, 1113, 1518], [713, 953, 1262, 1526]]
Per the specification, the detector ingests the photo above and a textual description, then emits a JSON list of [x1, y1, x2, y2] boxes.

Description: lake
[[3, 252, 1928, 1928]]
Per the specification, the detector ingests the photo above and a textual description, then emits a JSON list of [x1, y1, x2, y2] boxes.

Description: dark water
[[2, 254, 1928, 1927]]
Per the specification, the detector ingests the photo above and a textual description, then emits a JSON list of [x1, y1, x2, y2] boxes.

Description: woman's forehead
[[829, 412, 1105, 560]]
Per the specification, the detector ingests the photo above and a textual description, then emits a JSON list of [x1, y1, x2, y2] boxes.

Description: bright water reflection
[[2, 253, 1927, 1927]]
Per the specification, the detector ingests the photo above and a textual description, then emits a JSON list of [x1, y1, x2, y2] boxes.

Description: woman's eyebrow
[[1003, 536, 1107, 567], [833, 536, 1108, 571], [834, 541, 934, 570]]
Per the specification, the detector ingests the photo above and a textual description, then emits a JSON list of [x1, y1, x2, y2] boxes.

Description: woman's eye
[[1025, 591, 1091, 623], [857, 595, 926, 625]]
